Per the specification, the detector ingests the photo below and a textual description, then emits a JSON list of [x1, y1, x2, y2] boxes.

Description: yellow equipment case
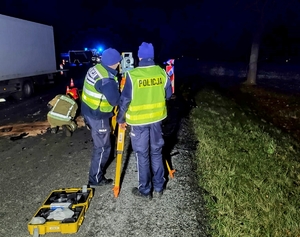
[[28, 187, 93, 235]]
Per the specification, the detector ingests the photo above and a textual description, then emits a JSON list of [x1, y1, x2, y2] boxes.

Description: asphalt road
[[0, 66, 210, 237]]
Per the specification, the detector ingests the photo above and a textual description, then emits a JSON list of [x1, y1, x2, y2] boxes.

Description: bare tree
[[242, 0, 270, 85], [240, 0, 299, 85]]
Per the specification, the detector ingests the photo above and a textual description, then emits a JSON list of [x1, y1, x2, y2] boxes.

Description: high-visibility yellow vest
[[82, 64, 118, 112], [48, 95, 77, 122], [125, 65, 168, 125]]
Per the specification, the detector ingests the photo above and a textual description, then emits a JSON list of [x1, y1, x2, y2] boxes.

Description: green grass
[[190, 88, 300, 237]]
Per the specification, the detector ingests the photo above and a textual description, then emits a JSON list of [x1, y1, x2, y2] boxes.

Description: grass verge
[[190, 87, 300, 237]]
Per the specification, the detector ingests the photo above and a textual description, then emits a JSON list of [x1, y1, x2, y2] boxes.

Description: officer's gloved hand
[[83, 118, 91, 130]]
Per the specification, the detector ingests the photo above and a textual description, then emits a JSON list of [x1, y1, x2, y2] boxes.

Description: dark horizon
[[1, 0, 300, 63]]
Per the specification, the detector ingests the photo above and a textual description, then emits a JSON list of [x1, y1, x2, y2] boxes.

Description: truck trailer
[[0, 14, 59, 100]]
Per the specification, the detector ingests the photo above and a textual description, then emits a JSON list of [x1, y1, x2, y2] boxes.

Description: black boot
[[51, 126, 58, 134], [62, 125, 72, 137]]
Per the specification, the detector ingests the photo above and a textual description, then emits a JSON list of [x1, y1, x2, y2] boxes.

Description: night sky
[[1, 0, 300, 63]]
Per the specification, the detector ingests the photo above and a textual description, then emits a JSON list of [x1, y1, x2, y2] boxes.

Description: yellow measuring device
[[112, 125, 126, 197], [112, 52, 133, 197]]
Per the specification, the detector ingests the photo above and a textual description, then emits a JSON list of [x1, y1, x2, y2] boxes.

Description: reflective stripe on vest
[[82, 87, 111, 108], [126, 110, 166, 123], [127, 101, 165, 112], [125, 65, 167, 125], [48, 95, 75, 122], [82, 64, 117, 112], [69, 122, 77, 131]]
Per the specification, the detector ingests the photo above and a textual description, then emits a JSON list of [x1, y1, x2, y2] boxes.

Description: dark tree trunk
[[244, 22, 264, 86]]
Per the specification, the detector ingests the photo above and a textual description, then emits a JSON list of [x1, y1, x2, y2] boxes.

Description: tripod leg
[[113, 125, 126, 197], [166, 160, 175, 179]]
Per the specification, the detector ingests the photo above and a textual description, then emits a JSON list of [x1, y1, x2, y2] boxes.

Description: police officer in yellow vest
[[81, 48, 122, 187], [47, 87, 79, 137], [117, 42, 172, 199]]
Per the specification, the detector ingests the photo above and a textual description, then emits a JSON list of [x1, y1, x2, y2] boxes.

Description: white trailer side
[[0, 14, 58, 99]]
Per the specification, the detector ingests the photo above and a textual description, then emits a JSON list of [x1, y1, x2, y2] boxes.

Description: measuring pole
[[113, 125, 126, 197], [113, 52, 134, 197], [165, 59, 176, 178], [111, 107, 118, 134]]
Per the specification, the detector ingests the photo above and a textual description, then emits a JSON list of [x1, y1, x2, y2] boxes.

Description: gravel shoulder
[[0, 94, 210, 237]]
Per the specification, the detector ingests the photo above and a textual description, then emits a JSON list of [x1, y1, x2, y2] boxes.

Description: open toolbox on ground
[[28, 186, 94, 235]]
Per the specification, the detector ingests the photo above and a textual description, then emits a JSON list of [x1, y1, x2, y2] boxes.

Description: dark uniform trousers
[[130, 121, 165, 195], [84, 115, 111, 185]]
